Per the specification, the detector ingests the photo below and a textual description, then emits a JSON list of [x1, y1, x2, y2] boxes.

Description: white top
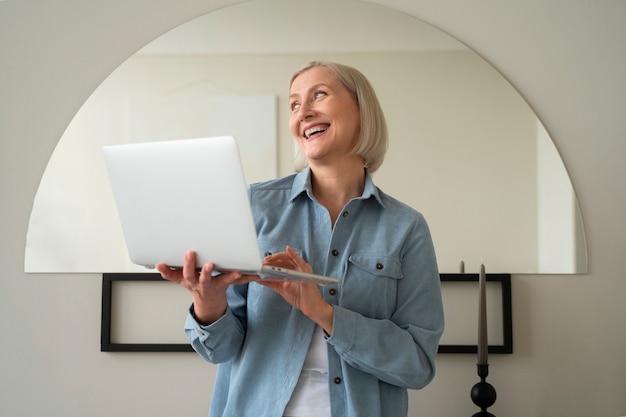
[[283, 325, 331, 417]]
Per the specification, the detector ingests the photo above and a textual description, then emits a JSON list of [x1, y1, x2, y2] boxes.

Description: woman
[[157, 61, 444, 417]]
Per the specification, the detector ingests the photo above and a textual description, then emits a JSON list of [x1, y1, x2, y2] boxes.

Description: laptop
[[102, 136, 339, 285]]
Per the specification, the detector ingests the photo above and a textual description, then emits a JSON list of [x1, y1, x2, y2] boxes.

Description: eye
[[290, 101, 300, 112], [314, 90, 327, 100]]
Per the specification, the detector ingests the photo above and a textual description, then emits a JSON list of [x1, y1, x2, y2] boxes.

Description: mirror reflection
[[24, 0, 587, 274]]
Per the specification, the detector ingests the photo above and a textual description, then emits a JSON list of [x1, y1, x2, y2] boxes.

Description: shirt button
[[331, 249, 339, 256], [376, 262, 384, 270], [342, 211, 349, 218], [329, 288, 337, 296], [334, 377, 342, 384]]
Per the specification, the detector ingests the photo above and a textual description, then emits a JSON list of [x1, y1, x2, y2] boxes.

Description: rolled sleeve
[[185, 304, 245, 364]]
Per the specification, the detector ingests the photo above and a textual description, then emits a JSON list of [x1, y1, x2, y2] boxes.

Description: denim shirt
[[184, 167, 444, 417]]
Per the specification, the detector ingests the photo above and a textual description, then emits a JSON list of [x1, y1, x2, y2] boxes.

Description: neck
[[309, 158, 366, 225]]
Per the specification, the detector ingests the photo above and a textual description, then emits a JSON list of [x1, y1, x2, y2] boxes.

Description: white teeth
[[304, 125, 327, 138]]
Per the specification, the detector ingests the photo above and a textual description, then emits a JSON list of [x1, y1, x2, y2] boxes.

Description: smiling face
[[289, 66, 363, 169]]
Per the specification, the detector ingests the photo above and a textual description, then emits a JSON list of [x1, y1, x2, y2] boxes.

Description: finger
[[265, 257, 287, 266], [232, 273, 260, 285], [285, 246, 303, 264], [156, 263, 183, 284], [182, 251, 199, 282], [198, 262, 215, 279], [155, 263, 170, 277], [263, 254, 293, 269], [285, 246, 312, 273], [197, 266, 247, 287], [213, 271, 247, 291]]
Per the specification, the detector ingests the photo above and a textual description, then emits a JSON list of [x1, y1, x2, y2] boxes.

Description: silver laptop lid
[[102, 136, 263, 271]]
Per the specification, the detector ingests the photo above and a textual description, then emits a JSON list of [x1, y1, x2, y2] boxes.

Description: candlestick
[[472, 263, 496, 416], [478, 263, 488, 365], [470, 364, 497, 416]]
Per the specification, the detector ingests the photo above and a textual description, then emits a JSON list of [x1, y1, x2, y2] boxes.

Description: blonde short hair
[[290, 61, 388, 173]]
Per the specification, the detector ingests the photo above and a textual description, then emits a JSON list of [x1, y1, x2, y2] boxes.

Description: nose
[[298, 101, 315, 121]]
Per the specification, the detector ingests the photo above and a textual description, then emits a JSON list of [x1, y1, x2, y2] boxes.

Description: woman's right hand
[[156, 250, 256, 325]]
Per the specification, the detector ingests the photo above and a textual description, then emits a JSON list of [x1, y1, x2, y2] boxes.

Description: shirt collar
[[289, 166, 385, 207]]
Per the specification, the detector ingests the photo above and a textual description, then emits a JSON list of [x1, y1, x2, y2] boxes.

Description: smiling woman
[[23, 0, 586, 274], [289, 63, 370, 178]]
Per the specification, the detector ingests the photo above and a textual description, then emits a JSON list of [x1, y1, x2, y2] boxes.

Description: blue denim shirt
[[184, 167, 444, 417]]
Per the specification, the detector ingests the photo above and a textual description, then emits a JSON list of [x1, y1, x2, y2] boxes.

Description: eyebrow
[[289, 82, 331, 99]]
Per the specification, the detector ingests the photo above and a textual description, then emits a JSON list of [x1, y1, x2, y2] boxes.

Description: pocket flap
[[348, 253, 403, 279]]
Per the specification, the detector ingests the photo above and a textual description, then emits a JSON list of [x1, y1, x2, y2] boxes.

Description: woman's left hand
[[259, 246, 334, 334]]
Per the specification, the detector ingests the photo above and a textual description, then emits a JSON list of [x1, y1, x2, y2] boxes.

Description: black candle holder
[[470, 364, 497, 417]]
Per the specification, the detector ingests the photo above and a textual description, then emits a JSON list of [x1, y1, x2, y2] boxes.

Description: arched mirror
[[24, 0, 587, 274]]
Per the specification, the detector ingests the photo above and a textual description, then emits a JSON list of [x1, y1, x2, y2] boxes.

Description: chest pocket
[[341, 253, 404, 319], [257, 241, 305, 259]]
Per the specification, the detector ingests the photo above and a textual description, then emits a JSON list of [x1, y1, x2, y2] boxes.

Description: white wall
[[26, 50, 542, 274], [1, 1, 625, 417]]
